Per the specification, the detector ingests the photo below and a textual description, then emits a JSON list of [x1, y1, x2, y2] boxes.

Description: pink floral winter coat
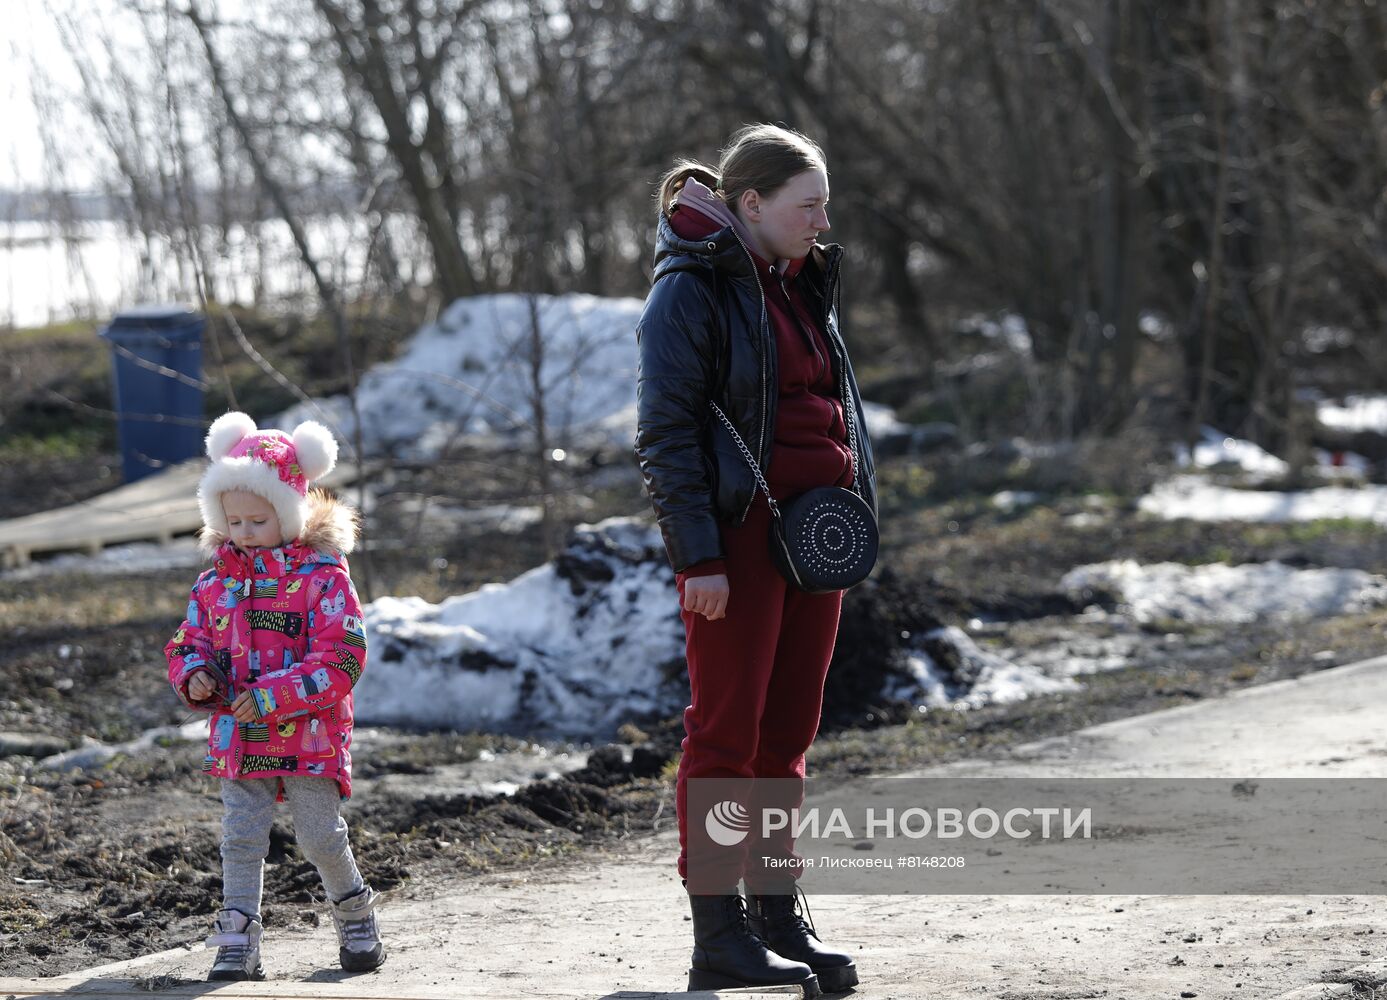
[[165, 493, 367, 798]]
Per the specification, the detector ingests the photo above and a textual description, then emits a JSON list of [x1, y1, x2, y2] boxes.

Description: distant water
[[0, 214, 428, 328]]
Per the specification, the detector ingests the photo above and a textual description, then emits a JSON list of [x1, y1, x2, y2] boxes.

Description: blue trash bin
[[100, 305, 205, 483]]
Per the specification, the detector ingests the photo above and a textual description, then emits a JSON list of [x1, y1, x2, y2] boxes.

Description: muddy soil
[[3, 451, 1386, 977]]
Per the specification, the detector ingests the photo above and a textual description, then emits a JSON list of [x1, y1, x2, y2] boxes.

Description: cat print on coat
[[165, 503, 366, 798]]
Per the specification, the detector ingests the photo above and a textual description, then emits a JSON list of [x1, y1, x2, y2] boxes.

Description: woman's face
[[739, 167, 830, 262]]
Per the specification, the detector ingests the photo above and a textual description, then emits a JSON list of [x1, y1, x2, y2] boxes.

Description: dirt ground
[[9, 654, 1387, 999], [3, 451, 1387, 983]]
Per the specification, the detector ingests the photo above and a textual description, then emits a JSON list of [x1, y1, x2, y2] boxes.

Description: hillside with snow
[[276, 293, 645, 459]]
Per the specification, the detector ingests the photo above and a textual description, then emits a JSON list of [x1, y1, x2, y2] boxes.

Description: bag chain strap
[[831, 267, 863, 499], [710, 390, 862, 515], [843, 378, 861, 495], [708, 402, 782, 518]]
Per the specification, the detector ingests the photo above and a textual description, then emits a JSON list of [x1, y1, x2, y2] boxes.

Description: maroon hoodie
[[667, 203, 854, 578]]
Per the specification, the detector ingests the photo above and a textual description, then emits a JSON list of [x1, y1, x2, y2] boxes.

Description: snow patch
[[357, 517, 686, 737], [1311, 448, 1371, 479], [1064, 512, 1108, 528], [959, 313, 1033, 355], [1061, 560, 1387, 625], [992, 490, 1040, 513], [862, 401, 909, 440], [1139, 475, 1387, 525], [1318, 394, 1387, 434], [275, 293, 645, 459], [1001, 625, 1148, 679], [1302, 326, 1355, 354], [888, 626, 1078, 710], [356, 517, 1090, 734], [1165, 426, 1369, 488], [1174, 426, 1288, 479]]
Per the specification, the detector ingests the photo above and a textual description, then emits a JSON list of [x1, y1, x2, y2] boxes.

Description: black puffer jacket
[[635, 213, 878, 573]]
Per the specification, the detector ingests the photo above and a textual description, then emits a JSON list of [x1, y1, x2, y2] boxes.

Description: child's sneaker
[[330, 885, 386, 972], [205, 907, 265, 981]]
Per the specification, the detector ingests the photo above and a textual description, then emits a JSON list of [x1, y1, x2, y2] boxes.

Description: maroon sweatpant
[[675, 492, 844, 892]]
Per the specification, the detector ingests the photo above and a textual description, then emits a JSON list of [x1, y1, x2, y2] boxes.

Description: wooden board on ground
[[0, 460, 361, 569], [0, 977, 805, 1000]]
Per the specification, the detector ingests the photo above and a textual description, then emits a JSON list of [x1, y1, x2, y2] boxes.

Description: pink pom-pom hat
[[197, 411, 338, 542]]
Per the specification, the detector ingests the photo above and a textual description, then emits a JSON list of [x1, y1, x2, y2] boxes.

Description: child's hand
[[230, 690, 259, 723], [186, 670, 218, 704]]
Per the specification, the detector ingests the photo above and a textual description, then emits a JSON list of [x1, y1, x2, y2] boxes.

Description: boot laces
[[214, 942, 251, 967], [726, 893, 766, 947], [206, 911, 256, 967], [337, 909, 379, 947], [763, 884, 820, 942], [333, 892, 381, 950], [794, 884, 819, 940]]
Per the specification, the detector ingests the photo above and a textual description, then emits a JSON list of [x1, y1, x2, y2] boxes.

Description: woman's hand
[[684, 574, 730, 621]]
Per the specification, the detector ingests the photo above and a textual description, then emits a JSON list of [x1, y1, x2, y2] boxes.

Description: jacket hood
[[672, 178, 760, 254], [670, 178, 811, 280], [198, 488, 359, 560], [654, 203, 840, 288]]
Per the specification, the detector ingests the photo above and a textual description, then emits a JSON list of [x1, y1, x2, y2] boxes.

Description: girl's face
[[738, 167, 831, 263], [222, 490, 284, 550]]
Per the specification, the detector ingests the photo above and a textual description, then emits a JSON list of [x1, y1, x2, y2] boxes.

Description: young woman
[[636, 124, 877, 996]]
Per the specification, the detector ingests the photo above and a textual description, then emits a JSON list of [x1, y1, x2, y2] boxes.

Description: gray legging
[[219, 776, 364, 918]]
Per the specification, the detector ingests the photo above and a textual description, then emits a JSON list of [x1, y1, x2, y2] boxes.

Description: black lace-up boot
[[747, 886, 858, 993], [687, 890, 821, 996]]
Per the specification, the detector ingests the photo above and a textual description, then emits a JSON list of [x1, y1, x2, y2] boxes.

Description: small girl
[[165, 411, 384, 981]]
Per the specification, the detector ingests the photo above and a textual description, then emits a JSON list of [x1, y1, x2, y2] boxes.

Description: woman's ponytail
[[656, 160, 721, 216]]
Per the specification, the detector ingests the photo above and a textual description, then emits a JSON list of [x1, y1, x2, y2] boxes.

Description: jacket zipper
[[820, 251, 861, 492], [723, 231, 770, 525], [776, 272, 827, 380], [780, 272, 849, 474]]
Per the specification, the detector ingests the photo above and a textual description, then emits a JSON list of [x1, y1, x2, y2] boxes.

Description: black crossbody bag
[[709, 401, 878, 593]]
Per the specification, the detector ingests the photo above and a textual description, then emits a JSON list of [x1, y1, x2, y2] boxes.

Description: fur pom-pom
[[291, 421, 338, 480], [205, 412, 257, 460]]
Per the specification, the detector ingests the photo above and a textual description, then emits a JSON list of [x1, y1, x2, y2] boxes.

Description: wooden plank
[[0, 979, 475, 1000], [0, 978, 803, 1000], [0, 460, 361, 564]]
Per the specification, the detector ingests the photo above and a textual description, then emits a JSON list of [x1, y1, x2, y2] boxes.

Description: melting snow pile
[[277, 293, 645, 459], [1318, 395, 1387, 433], [1061, 560, 1387, 625], [887, 626, 1078, 710], [862, 401, 910, 440], [1174, 426, 1289, 479], [1142, 421, 1383, 524], [357, 517, 686, 737], [1000, 622, 1151, 679], [1139, 476, 1387, 525], [355, 514, 1080, 734]]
